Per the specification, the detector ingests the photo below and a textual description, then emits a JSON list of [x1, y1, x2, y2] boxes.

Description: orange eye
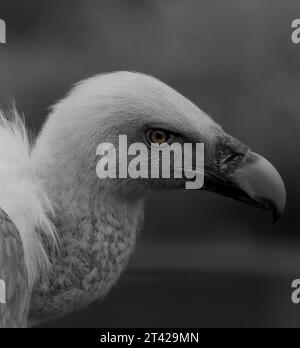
[[148, 129, 168, 144]]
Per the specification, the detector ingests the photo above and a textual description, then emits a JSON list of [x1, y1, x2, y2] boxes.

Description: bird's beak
[[204, 134, 286, 223]]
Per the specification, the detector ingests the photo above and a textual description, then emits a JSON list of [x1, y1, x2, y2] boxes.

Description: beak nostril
[[214, 134, 250, 174], [216, 152, 246, 175], [225, 153, 244, 164]]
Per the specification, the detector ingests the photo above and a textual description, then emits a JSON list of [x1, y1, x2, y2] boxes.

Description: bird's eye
[[146, 129, 171, 145]]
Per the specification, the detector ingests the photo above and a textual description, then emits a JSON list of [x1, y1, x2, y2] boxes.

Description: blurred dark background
[[1, 0, 300, 328]]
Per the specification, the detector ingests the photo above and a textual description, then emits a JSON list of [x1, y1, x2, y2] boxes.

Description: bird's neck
[[30, 147, 144, 319]]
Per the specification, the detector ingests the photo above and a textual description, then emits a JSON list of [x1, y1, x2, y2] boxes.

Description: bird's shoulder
[[0, 208, 30, 328]]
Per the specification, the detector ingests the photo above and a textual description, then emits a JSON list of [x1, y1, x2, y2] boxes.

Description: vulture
[[0, 72, 286, 327]]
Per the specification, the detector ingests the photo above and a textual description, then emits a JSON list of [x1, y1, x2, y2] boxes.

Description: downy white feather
[[0, 106, 58, 287]]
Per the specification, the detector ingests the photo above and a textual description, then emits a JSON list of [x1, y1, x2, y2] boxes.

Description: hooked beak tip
[[272, 201, 286, 225], [231, 152, 286, 224]]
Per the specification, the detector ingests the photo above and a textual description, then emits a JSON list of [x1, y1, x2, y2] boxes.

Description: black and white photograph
[[0, 0, 299, 331]]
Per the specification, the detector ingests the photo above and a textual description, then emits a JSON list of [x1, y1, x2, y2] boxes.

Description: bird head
[[34, 72, 286, 222]]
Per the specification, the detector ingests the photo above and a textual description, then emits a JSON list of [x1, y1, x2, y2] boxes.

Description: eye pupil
[[151, 130, 167, 144]]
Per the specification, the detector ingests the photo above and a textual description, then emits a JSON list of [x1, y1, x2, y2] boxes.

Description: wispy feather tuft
[[0, 105, 58, 287]]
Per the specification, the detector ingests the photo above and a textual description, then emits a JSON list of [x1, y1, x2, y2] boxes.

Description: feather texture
[[0, 107, 58, 287], [0, 208, 30, 328]]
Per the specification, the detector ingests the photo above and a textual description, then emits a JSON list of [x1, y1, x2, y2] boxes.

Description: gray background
[[0, 0, 299, 328]]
